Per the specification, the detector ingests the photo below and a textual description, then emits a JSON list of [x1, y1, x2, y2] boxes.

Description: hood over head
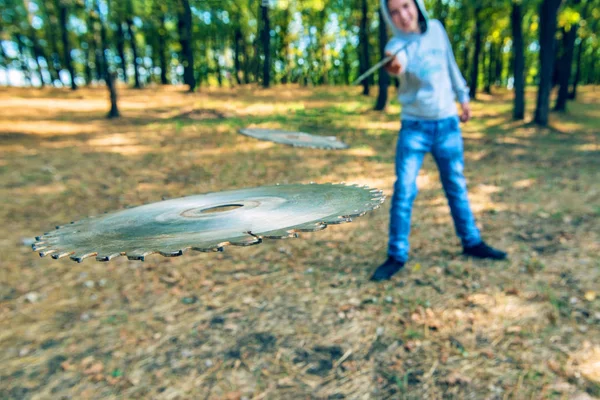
[[380, 0, 429, 38]]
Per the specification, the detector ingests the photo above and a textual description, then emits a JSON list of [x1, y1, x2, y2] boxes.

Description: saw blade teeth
[[52, 251, 74, 259], [70, 251, 98, 263], [262, 229, 298, 239], [289, 222, 327, 233], [158, 249, 185, 257], [324, 216, 352, 225], [39, 249, 58, 257], [32, 245, 48, 251], [96, 252, 123, 262], [227, 236, 262, 246], [126, 250, 154, 261]]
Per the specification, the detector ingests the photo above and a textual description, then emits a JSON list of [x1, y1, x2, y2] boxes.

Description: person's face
[[387, 0, 420, 33]]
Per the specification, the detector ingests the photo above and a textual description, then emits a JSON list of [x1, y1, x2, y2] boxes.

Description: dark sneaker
[[463, 241, 507, 260], [370, 257, 406, 281]]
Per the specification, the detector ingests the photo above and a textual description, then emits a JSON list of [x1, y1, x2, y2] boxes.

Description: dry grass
[[0, 84, 599, 399]]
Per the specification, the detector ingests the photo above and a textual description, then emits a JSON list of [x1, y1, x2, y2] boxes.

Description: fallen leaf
[[444, 371, 471, 385], [584, 291, 596, 302], [84, 362, 104, 375]]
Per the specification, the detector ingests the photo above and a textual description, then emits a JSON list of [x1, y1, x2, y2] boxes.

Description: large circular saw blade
[[33, 183, 384, 263], [239, 128, 349, 150]]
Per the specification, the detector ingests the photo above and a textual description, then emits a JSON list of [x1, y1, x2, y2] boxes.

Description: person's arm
[[384, 39, 408, 76], [439, 21, 471, 122]]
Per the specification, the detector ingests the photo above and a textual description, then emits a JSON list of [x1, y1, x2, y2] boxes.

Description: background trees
[[1, 0, 598, 123]]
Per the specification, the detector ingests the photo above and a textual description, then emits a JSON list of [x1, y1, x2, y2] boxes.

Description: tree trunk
[[0, 43, 11, 86], [41, 0, 64, 85], [359, 0, 370, 95], [484, 42, 492, 94], [115, 20, 128, 83], [14, 34, 32, 86], [177, 0, 195, 91], [23, 1, 49, 86], [234, 27, 243, 85], [125, 18, 141, 88], [534, 0, 562, 126], [495, 39, 503, 86], [83, 39, 93, 85], [569, 0, 588, 99], [554, 24, 577, 111], [95, 0, 119, 118], [58, 0, 77, 89], [511, 1, 525, 120], [86, 11, 102, 83], [374, 7, 389, 111], [158, 13, 169, 84], [342, 47, 350, 85], [260, 1, 271, 88], [469, 6, 482, 99]]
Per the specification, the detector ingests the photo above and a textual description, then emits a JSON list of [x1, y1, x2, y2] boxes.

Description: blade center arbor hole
[[199, 204, 244, 214]]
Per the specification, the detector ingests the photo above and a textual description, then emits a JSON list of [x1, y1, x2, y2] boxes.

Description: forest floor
[[1, 84, 599, 399]]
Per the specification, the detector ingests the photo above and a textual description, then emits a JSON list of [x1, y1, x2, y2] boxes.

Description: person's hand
[[460, 102, 472, 123], [384, 51, 402, 75]]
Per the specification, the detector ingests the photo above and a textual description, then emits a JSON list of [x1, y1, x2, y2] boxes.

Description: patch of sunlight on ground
[[496, 137, 527, 145], [0, 120, 99, 135], [184, 140, 275, 157], [466, 293, 547, 331], [345, 146, 377, 157], [228, 102, 305, 116], [87, 134, 138, 147], [10, 183, 67, 196], [461, 131, 486, 140], [464, 150, 488, 161], [469, 184, 507, 213], [512, 179, 537, 189], [353, 120, 400, 132], [0, 97, 107, 112], [86, 144, 155, 155], [511, 148, 529, 157], [570, 343, 600, 384], [576, 143, 600, 152]]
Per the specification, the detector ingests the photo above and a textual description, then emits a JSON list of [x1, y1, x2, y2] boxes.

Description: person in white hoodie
[[370, 0, 507, 281]]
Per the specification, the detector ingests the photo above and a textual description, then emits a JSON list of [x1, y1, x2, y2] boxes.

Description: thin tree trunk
[[95, 0, 119, 118], [374, 7, 389, 111], [58, 0, 77, 89], [511, 1, 525, 120], [469, 6, 482, 99], [178, 0, 195, 92], [157, 13, 169, 84], [495, 39, 503, 86], [115, 20, 128, 83], [0, 43, 11, 86], [260, 1, 271, 88], [569, 0, 587, 99], [125, 18, 141, 88], [484, 42, 492, 94], [554, 24, 577, 111], [23, 1, 48, 86], [83, 38, 93, 85], [41, 0, 64, 85], [534, 0, 562, 126], [14, 34, 32, 86], [359, 0, 370, 95], [234, 27, 243, 85]]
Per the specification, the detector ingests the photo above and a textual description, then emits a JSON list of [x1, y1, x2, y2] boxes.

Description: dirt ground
[[0, 84, 599, 399]]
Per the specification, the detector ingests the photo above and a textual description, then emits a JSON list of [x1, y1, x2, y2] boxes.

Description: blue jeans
[[388, 116, 481, 262]]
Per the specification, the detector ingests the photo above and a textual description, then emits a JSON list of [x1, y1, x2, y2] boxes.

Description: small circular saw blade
[[239, 128, 349, 150], [32, 183, 384, 263]]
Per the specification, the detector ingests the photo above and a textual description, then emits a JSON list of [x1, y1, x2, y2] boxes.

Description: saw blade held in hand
[[33, 183, 384, 263]]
